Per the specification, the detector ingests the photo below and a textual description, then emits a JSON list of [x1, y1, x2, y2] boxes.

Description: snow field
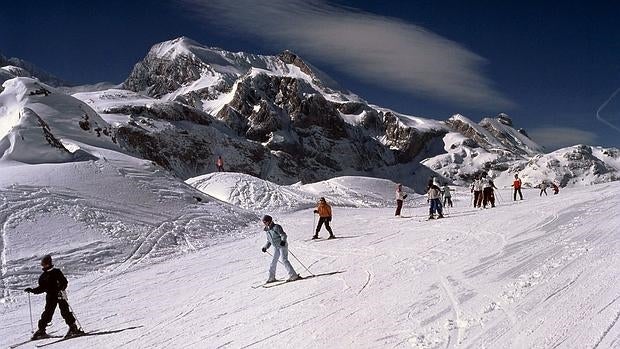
[[1, 181, 618, 348]]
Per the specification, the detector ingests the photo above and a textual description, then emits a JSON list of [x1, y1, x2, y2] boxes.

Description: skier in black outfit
[[25, 255, 84, 340]]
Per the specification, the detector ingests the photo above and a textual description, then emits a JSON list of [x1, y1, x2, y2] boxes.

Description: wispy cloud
[[180, 0, 514, 109], [529, 127, 598, 150]]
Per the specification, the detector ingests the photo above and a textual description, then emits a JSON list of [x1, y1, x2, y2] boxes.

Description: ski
[[35, 327, 142, 347], [261, 276, 307, 288], [9, 335, 63, 349], [251, 279, 283, 289]]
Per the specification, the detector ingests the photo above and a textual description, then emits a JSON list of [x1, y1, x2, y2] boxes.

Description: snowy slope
[[187, 172, 422, 212], [1, 182, 618, 348]]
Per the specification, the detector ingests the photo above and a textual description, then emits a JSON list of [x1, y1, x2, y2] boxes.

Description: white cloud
[[180, 0, 514, 109], [529, 127, 598, 150]]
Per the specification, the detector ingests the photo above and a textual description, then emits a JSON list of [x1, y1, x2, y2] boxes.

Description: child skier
[[482, 175, 498, 208], [427, 181, 444, 219], [24, 255, 84, 340], [313, 197, 336, 239], [395, 184, 407, 217], [540, 181, 548, 196], [551, 182, 559, 195], [512, 173, 523, 201], [261, 215, 300, 283], [442, 183, 453, 207], [471, 176, 483, 208]]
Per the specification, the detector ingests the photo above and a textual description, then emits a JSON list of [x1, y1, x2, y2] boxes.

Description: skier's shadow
[[86, 325, 144, 336], [313, 235, 361, 242], [305, 270, 346, 279]]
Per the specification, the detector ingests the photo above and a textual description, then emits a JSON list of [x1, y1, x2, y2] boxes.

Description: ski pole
[[288, 249, 315, 276], [28, 293, 34, 333], [265, 250, 287, 267]]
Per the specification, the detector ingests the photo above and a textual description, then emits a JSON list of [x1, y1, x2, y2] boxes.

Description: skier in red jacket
[[512, 173, 523, 201]]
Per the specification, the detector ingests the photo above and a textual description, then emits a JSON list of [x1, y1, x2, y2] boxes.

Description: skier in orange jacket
[[313, 197, 336, 240]]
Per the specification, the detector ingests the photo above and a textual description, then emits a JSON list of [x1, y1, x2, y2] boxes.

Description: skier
[[427, 180, 444, 219], [24, 255, 84, 340], [442, 183, 453, 208], [540, 181, 548, 196], [551, 182, 559, 195], [471, 176, 483, 208], [395, 184, 407, 217], [216, 156, 224, 172], [313, 197, 336, 239], [482, 174, 498, 208], [512, 173, 523, 201], [261, 215, 300, 283]]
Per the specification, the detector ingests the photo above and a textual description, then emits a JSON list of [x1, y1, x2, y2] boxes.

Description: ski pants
[[395, 199, 403, 216], [473, 191, 483, 207], [269, 245, 297, 280], [513, 188, 523, 200], [540, 188, 547, 196], [483, 188, 495, 207], [315, 217, 334, 236], [429, 198, 442, 215], [39, 294, 76, 331], [443, 196, 453, 207]]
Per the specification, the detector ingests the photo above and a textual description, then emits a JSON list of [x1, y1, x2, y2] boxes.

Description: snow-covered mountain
[[0, 52, 68, 87], [2, 37, 619, 190]]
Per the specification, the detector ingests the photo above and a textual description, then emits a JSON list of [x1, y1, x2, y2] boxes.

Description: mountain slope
[[1, 182, 618, 348]]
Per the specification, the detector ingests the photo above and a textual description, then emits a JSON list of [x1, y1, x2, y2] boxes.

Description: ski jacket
[[216, 158, 223, 166], [513, 179, 522, 189], [442, 185, 451, 197], [427, 185, 441, 200], [483, 178, 497, 189], [396, 188, 405, 200], [263, 223, 287, 249], [31, 267, 68, 297], [316, 202, 332, 218], [473, 179, 483, 191]]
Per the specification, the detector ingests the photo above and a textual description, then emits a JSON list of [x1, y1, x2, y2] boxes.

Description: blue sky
[[1, 0, 619, 149]]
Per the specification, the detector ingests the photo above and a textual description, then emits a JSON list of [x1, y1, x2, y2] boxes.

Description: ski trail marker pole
[[28, 293, 34, 333], [288, 249, 315, 276]]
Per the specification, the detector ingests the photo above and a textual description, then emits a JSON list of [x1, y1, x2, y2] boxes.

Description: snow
[[1, 177, 619, 348], [187, 172, 420, 212]]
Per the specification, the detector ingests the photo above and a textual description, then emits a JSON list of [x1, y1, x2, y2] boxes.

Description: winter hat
[[262, 215, 272, 223], [41, 254, 52, 266]]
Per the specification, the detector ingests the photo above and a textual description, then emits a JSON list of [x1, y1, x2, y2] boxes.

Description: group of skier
[[395, 178, 453, 219]]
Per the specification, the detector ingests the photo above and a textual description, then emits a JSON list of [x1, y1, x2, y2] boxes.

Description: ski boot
[[31, 329, 48, 340], [65, 324, 85, 339], [328, 234, 336, 239], [437, 214, 444, 219], [428, 215, 435, 220], [287, 274, 301, 282], [311, 234, 319, 240]]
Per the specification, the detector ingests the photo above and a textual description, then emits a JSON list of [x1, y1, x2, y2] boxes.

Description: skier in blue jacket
[[261, 215, 300, 283]]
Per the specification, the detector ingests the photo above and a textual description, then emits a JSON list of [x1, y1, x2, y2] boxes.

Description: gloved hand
[[261, 247, 267, 253], [403, 194, 408, 199], [280, 241, 286, 247], [327, 216, 332, 222], [25, 288, 33, 293], [313, 210, 318, 214]]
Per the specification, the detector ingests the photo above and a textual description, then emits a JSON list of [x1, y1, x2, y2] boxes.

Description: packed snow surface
[[1, 174, 618, 348]]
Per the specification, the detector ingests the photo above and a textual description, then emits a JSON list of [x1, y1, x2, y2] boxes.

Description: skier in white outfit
[[261, 215, 300, 283]]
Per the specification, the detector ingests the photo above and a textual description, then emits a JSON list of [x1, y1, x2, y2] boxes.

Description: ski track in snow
[[1, 181, 620, 348]]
